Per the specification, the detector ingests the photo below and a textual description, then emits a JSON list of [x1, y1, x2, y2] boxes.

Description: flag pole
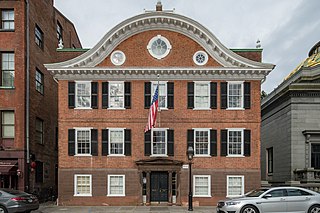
[[157, 73, 160, 128]]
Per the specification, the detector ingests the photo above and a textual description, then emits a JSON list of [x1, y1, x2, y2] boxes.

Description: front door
[[150, 172, 168, 202]]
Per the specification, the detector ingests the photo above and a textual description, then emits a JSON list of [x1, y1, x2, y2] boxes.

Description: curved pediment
[[46, 12, 274, 70]]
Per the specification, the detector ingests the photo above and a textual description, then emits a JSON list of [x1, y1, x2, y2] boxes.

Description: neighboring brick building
[[45, 3, 274, 206], [0, 0, 81, 200]]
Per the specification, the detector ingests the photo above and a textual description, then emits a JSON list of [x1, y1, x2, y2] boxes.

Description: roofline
[[230, 48, 263, 52]]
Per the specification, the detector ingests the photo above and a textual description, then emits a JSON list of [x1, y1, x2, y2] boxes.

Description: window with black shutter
[[220, 82, 227, 109], [144, 131, 151, 156], [91, 82, 98, 109], [68, 129, 75, 156], [125, 129, 131, 156], [220, 129, 227, 156], [124, 82, 131, 109], [102, 129, 108, 156], [91, 129, 98, 156], [187, 129, 194, 150], [145, 82, 151, 109], [187, 82, 194, 109], [102, 82, 109, 108], [68, 82, 75, 109], [167, 82, 174, 109], [244, 129, 251, 156], [167, 129, 174, 156], [244, 82, 251, 109], [210, 82, 217, 109], [210, 130, 217, 156]]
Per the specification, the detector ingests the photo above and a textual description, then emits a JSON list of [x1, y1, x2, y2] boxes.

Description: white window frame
[[193, 175, 211, 197], [75, 81, 92, 109], [151, 128, 168, 157], [227, 81, 244, 110], [107, 175, 125, 196], [1, 111, 14, 138], [1, 10, 14, 30], [151, 81, 167, 109], [108, 128, 125, 156], [227, 175, 244, 197], [194, 81, 210, 110], [1, 52, 15, 88], [74, 174, 92, 197], [108, 81, 125, 109], [193, 51, 208, 66], [147, 35, 172, 59], [193, 128, 211, 157], [227, 128, 244, 157], [75, 128, 92, 156]]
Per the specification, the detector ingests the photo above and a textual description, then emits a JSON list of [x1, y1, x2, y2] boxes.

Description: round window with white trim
[[193, 51, 208, 66], [147, 35, 172, 59], [110, 50, 126, 66]]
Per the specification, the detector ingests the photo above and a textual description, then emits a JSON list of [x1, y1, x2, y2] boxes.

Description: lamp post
[[187, 146, 194, 211]]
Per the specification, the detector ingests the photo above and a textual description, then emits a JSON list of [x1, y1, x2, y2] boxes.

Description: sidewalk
[[34, 202, 216, 213]]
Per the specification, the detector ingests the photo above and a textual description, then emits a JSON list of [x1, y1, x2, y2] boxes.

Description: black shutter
[[91, 82, 98, 109], [68, 129, 75, 156], [244, 130, 251, 156], [125, 82, 131, 109], [68, 82, 75, 109], [145, 82, 151, 109], [125, 129, 131, 156], [221, 82, 227, 109], [187, 129, 194, 150], [144, 131, 151, 156], [210, 130, 217, 156], [167, 82, 174, 109], [102, 82, 109, 109], [210, 82, 217, 109], [167, 129, 174, 156], [102, 129, 108, 156], [91, 129, 98, 156], [244, 82, 251, 109], [221, 129, 227, 156], [187, 82, 194, 109]]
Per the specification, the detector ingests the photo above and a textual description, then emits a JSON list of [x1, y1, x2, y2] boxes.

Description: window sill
[[108, 154, 125, 157], [75, 107, 92, 110], [151, 155, 168, 157], [193, 108, 211, 111], [193, 195, 212, 198], [74, 194, 92, 197], [74, 154, 92, 157], [107, 108, 126, 110], [194, 155, 211, 158], [267, 173, 273, 176], [0, 86, 15, 90], [226, 155, 245, 158], [226, 108, 245, 110], [107, 194, 125, 197], [0, 29, 15, 32]]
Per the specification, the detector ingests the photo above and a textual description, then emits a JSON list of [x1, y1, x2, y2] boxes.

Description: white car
[[217, 186, 320, 213]]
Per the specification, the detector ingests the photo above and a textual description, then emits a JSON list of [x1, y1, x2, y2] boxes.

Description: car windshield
[[245, 188, 269, 197]]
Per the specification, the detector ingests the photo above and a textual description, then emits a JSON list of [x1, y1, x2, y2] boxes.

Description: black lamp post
[[187, 146, 194, 211]]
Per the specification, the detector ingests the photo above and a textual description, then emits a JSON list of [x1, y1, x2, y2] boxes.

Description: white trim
[[110, 50, 126, 66], [107, 174, 125, 196], [108, 128, 125, 156], [193, 51, 208, 66], [75, 128, 92, 156], [227, 81, 244, 110], [193, 128, 211, 157], [227, 175, 244, 197], [193, 175, 211, 197], [151, 81, 167, 109], [194, 82, 210, 110], [227, 129, 244, 157], [147, 35, 172, 60], [75, 81, 92, 109], [151, 128, 168, 156], [74, 174, 92, 197], [108, 81, 125, 109]]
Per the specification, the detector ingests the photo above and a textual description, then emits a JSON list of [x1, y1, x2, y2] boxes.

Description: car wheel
[[309, 204, 320, 213], [241, 205, 259, 213], [0, 206, 7, 213]]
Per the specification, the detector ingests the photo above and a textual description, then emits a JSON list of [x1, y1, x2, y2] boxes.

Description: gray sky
[[54, 0, 320, 93]]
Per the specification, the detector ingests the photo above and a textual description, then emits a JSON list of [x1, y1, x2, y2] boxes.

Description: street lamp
[[187, 146, 194, 211]]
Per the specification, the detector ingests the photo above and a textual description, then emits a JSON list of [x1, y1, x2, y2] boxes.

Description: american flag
[[144, 85, 159, 132]]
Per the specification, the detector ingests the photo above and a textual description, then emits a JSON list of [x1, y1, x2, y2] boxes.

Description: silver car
[[217, 186, 320, 213]]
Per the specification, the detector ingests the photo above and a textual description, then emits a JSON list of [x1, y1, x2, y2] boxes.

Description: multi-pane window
[[227, 176, 244, 197], [194, 175, 211, 197], [109, 82, 124, 108], [76, 82, 91, 108], [228, 82, 243, 109], [311, 144, 320, 169], [1, 52, 15, 87], [109, 129, 124, 155], [152, 129, 167, 156], [108, 175, 125, 196], [76, 129, 91, 155], [1, 10, 14, 30], [152, 82, 167, 108], [74, 175, 92, 196], [35, 118, 43, 144], [194, 129, 210, 156], [228, 129, 243, 156], [35, 25, 43, 48], [194, 82, 210, 109], [267, 147, 273, 174], [35, 69, 44, 94], [1, 111, 14, 138]]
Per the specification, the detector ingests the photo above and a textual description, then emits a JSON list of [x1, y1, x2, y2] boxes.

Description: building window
[[57, 22, 63, 44], [108, 175, 125, 196], [109, 82, 124, 109], [267, 147, 273, 174], [194, 175, 211, 197], [194, 129, 210, 156], [35, 161, 43, 183], [311, 144, 320, 169], [76, 129, 91, 155], [35, 25, 43, 48], [1, 111, 14, 138], [194, 82, 210, 109], [110, 50, 126, 66], [147, 35, 171, 59], [152, 129, 167, 156], [109, 129, 124, 155], [228, 82, 243, 109], [74, 174, 92, 196], [76, 81, 91, 108], [35, 118, 43, 144], [35, 69, 44, 94], [1, 9, 14, 30], [228, 129, 243, 156], [227, 176, 244, 197], [193, 51, 208, 66], [1, 52, 15, 87], [151, 82, 167, 108]]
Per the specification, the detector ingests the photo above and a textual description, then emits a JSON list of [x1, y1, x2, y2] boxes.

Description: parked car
[[0, 188, 39, 213], [217, 186, 320, 213]]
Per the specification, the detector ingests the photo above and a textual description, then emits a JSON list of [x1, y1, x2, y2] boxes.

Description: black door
[[150, 172, 168, 202]]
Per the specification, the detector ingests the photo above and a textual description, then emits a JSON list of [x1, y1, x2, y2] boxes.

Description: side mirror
[[263, 194, 272, 199]]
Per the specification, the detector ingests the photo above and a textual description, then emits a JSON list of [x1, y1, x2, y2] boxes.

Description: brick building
[[0, 0, 81, 200], [45, 3, 274, 206]]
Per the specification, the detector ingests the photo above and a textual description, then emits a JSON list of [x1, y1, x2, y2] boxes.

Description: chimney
[[156, 1, 163, 11]]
